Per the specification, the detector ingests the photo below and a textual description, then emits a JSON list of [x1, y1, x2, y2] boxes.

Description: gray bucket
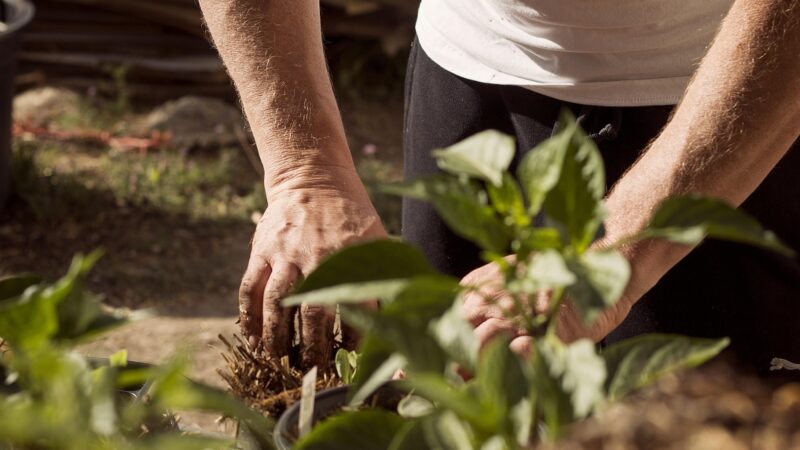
[[0, 0, 34, 211]]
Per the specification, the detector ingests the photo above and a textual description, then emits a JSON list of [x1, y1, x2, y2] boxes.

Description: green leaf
[[349, 353, 407, 406], [487, 174, 529, 227], [477, 338, 527, 418], [509, 398, 533, 446], [422, 411, 476, 450], [429, 301, 479, 374], [433, 130, 515, 187], [383, 177, 512, 253], [517, 228, 563, 253], [402, 375, 491, 432], [335, 349, 354, 384], [0, 275, 41, 302], [517, 127, 569, 216], [537, 338, 606, 419], [0, 252, 110, 350], [51, 250, 105, 340], [381, 276, 461, 320], [398, 394, 436, 419], [293, 410, 406, 450], [389, 420, 428, 450], [343, 308, 446, 374], [284, 279, 411, 307], [510, 250, 576, 295], [89, 366, 118, 436], [109, 350, 128, 367], [480, 436, 511, 450], [149, 354, 274, 448], [350, 335, 395, 403], [603, 334, 729, 401], [0, 285, 59, 350], [639, 196, 794, 256], [565, 249, 630, 324], [541, 112, 606, 252], [296, 240, 436, 294]]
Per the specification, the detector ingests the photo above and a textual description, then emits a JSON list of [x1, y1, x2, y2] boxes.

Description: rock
[[13, 86, 82, 127], [139, 96, 244, 150]]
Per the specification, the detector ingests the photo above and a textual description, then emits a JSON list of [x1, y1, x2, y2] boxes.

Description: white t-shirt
[[416, 0, 733, 106]]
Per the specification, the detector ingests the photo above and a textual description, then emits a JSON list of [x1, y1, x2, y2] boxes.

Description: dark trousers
[[401, 40, 800, 372]]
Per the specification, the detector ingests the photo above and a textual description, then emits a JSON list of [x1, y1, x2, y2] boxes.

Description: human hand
[[460, 258, 535, 356], [239, 169, 386, 370], [460, 257, 633, 356]]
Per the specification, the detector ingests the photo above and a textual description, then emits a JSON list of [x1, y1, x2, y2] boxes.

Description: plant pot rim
[[271, 383, 406, 450], [0, 0, 35, 41], [272, 385, 349, 450]]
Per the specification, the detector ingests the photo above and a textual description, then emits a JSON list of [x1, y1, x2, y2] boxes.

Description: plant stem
[[544, 288, 565, 340]]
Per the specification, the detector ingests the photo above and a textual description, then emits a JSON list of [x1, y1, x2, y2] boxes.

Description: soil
[[535, 356, 800, 450]]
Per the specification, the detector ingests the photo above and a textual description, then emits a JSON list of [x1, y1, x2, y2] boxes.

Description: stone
[[139, 96, 244, 150], [13, 86, 82, 127]]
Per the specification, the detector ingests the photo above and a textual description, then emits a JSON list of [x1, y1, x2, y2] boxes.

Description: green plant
[[0, 251, 275, 449], [283, 112, 793, 449]]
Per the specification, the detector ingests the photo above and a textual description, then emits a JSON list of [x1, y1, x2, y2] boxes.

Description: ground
[[0, 88, 404, 433]]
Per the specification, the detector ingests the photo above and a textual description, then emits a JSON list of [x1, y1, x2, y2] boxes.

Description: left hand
[[459, 259, 535, 356], [460, 258, 635, 356]]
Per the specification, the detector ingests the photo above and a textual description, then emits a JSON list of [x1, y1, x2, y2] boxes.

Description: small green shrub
[[283, 112, 792, 449]]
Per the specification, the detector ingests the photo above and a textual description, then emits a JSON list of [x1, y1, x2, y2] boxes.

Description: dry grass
[[217, 335, 341, 419]]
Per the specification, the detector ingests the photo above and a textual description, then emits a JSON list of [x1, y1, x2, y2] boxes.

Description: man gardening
[[198, 0, 800, 372]]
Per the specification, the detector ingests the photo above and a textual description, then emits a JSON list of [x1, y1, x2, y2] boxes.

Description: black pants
[[401, 41, 800, 372]]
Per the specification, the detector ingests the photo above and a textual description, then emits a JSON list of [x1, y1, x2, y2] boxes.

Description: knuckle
[[301, 304, 329, 321]]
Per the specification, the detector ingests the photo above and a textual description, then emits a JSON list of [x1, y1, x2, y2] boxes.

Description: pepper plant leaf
[[541, 112, 607, 253], [477, 337, 528, 420], [637, 196, 794, 256], [348, 353, 407, 406], [0, 285, 59, 350], [433, 130, 516, 187], [422, 411, 477, 450], [383, 177, 512, 253], [565, 249, 630, 324], [389, 420, 428, 450], [517, 125, 570, 217], [295, 240, 436, 294], [402, 375, 492, 433], [284, 279, 411, 307], [537, 338, 606, 421], [429, 300, 479, 374], [510, 250, 576, 295], [349, 335, 397, 404], [487, 173, 529, 227], [342, 307, 447, 374], [602, 334, 730, 401], [293, 410, 406, 450]]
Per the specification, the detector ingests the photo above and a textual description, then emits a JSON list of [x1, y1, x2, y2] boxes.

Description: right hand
[[239, 169, 386, 370]]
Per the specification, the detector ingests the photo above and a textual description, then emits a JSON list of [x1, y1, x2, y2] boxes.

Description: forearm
[[556, 0, 800, 342], [604, 0, 800, 303], [199, 0, 358, 198]]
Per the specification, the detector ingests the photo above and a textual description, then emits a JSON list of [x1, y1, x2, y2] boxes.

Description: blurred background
[[0, 0, 417, 431]]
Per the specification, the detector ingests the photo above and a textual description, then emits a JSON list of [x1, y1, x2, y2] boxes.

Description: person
[[198, 0, 800, 372]]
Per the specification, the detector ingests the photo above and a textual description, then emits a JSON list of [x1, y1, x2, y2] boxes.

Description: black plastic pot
[[0, 0, 34, 211], [271, 384, 406, 450]]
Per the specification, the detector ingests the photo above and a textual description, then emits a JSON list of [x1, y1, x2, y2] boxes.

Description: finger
[[461, 292, 515, 327], [262, 261, 300, 358], [300, 303, 335, 371], [473, 317, 525, 350], [239, 257, 271, 346], [510, 336, 533, 358]]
